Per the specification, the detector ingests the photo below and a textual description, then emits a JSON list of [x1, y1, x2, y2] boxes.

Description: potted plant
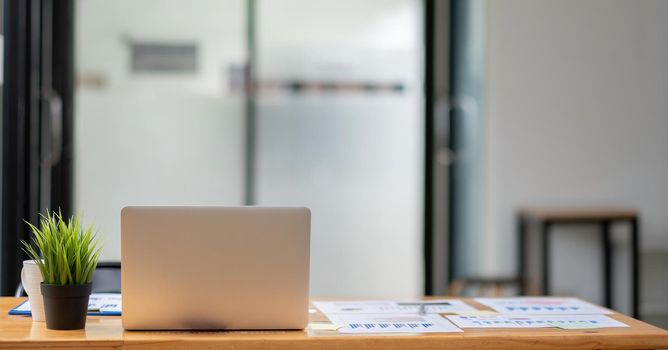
[[21, 211, 101, 330]]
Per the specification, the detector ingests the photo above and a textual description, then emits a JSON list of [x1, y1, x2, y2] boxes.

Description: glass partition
[[74, 0, 425, 296], [255, 0, 424, 296]]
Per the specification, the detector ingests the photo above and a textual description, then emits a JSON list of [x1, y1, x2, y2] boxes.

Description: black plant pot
[[40, 283, 92, 330]]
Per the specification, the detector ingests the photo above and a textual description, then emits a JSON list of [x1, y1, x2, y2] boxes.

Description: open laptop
[[121, 206, 310, 330]]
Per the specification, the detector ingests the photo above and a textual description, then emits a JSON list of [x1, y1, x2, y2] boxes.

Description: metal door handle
[[435, 95, 479, 165], [42, 89, 63, 166]]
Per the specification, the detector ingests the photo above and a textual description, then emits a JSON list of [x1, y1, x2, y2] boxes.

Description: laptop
[[121, 206, 310, 330]]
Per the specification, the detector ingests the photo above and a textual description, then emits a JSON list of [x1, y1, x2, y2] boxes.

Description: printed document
[[87, 293, 122, 313], [314, 299, 476, 315], [16, 293, 121, 314], [327, 314, 463, 333], [447, 314, 628, 329], [475, 297, 611, 315]]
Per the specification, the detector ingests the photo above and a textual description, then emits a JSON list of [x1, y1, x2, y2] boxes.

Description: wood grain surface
[[1, 297, 667, 350]]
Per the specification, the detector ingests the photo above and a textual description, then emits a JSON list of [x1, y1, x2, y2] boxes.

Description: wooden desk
[[1, 297, 667, 350]]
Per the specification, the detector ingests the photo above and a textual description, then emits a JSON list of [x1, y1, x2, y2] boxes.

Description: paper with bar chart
[[474, 297, 612, 315], [447, 314, 628, 329], [326, 314, 463, 333]]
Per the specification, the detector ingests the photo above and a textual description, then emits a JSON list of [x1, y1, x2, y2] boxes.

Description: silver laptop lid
[[121, 206, 310, 330]]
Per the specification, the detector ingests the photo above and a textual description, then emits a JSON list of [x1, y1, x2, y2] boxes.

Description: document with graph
[[447, 314, 628, 329], [9, 293, 122, 316], [326, 313, 463, 333], [474, 297, 611, 315]]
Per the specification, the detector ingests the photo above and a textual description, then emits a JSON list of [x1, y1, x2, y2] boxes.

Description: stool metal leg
[[602, 220, 613, 309], [631, 217, 640, 318], [542, 221, 551, 295], [517, 215, 527, 295]]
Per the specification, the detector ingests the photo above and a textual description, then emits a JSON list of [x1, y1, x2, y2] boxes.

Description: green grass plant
[[21, 210, 101, 285]]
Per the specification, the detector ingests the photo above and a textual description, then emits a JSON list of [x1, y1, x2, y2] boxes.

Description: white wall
[[485, 0, 668, 312]]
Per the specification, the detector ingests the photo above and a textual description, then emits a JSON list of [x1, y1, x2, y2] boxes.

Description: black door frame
[[424, 0, 454, 295], [1, 0, 41, 295], [49, 0, 75, 217], [0, 0, 73, 295]]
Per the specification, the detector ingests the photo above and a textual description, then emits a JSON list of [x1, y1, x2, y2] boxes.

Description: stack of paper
[[313, 300, 470, 334], [313, 297, 628, 333]]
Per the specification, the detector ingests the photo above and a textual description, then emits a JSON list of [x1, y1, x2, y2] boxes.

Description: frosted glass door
[[256, 0, 424, 296]]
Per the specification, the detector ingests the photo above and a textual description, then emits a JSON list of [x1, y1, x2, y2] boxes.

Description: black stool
[[517, 208, 640, 318]]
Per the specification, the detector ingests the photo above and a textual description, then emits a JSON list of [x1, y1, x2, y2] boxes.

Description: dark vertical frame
[[446, 0, 462, 283], [517, 214, 527, 294], [630, 217, 640, 318], [1, 0, 72, 295], [49, 0, 74, 215], [424, 0, 452, 295], [446, 0, 457, 281], [445, 0, 486, 283], [244, 0, 257, 205], [601, 220, 612, 307], [423, 0, 435, 295], [1, 0, 41, 295]]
